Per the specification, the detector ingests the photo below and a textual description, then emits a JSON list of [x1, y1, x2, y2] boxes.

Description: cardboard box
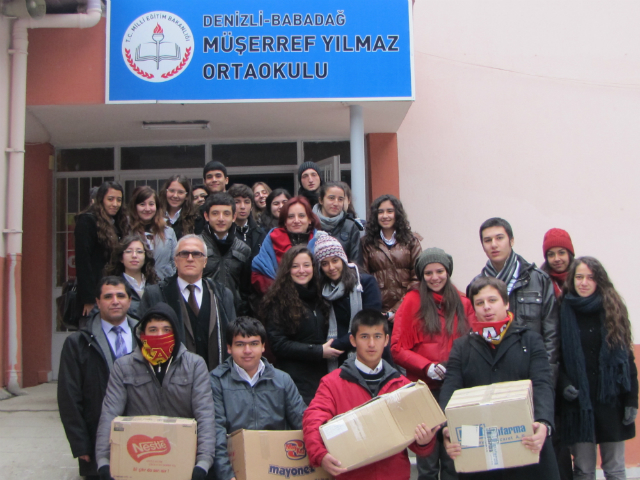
[[319, 381, 446, 471], [444, 380, 538, 473], [227, 429, 331, 480], [110, 416, 197, 480]]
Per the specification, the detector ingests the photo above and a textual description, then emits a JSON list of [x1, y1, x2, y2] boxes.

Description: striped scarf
[[483, 249, 518, 285]]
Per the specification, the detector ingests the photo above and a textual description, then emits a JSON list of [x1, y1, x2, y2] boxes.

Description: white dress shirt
[[101, 319, 133, 356], [355, 358, 384, 375], [177, 277, 203, 308], [234, 359, 265, 387]]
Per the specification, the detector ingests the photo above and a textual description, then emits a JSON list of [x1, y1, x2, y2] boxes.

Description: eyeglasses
[[123, 249, 145, 256], [167, 188, 187, 196], [176, 250, 206, 259]]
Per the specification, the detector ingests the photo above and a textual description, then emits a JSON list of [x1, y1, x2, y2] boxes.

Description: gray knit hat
[[298, 161, 321, 184], [415, 247, 453, 278]]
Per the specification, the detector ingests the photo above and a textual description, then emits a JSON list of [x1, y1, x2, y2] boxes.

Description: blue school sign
[[106, 0, 414, 103]]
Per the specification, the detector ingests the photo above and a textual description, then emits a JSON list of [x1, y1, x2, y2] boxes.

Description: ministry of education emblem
[[122, 11, 194, 82]]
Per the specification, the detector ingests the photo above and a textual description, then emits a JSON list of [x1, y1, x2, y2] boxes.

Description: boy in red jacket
[[303, 309, 439, 479]]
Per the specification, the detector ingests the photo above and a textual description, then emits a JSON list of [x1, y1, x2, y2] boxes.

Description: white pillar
[[349, 105, 366, 219]]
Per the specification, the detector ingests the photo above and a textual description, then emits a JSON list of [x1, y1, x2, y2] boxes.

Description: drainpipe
[[4, 0, 102, 395]]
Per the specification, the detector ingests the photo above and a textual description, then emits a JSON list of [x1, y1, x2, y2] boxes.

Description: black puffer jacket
[[201, 225, 252, 315], [57, 313, 137, 476], [467, 255, 559, 375], [440, 324, 558, 480], [267, 292, 328, 405], [233, 216, 266, 260]]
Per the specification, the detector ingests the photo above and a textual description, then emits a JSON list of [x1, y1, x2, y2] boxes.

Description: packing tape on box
[[479, 384, 496, 406], [349, 416, 366, 442], [483, 426, 505, 470], [260, 431, 271, 459]]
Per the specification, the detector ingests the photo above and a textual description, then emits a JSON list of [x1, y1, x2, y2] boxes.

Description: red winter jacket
[[303, 359, 434, 480], [390, 290, 475, 389]]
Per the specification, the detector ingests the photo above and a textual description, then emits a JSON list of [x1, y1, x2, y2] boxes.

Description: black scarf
[[295, 281, 318, 306], [482, 249, 519, 285], [561, 293, 631, 443]]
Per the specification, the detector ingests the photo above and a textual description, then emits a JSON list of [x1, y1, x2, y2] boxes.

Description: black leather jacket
[[468, 255, 559, 377]]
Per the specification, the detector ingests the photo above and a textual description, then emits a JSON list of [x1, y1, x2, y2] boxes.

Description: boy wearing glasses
[[139, 234, 237, 370]]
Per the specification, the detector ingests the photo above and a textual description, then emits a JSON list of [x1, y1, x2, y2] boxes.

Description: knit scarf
[[482, 249, 518, 285], [469, 312, 513, 345], [548, 270, 568, 298], [323, 264, 364, 371], [313, 204, 345, 232], [560, 293, 631, 444]]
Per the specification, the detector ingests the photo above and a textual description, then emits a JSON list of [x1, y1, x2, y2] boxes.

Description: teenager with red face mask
[[94, 302, 215, 480]]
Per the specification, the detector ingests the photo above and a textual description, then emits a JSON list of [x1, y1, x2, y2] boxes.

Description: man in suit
[[58, 276, 137, 479], [139, 234, 236, 370]]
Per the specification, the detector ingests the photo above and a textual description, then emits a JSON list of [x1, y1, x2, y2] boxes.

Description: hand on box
[[321, 453, 348, 476], [522, 422, 547, 453], [426, 363, 447, 381], [442, 427, 462, 460], [415, 422, 440, 446], [322, 340, 344, 359]]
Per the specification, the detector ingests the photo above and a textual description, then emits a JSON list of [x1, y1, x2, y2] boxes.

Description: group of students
[[58, 159, 637, 480]]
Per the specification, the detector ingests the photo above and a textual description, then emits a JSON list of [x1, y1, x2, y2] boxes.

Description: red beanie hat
[[543, 228, 574, 257]]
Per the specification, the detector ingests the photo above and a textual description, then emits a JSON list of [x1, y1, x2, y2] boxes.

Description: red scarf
[[140, 333, 175, 365], [270, 227, 315, 264], [469, 312, 513, 346], [548, 270, 568, 298]]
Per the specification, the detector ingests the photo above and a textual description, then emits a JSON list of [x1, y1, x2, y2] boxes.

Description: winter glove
[[427, 363, 447, 381], [563, 385, 579, 402], [623, 407, 638, 426], [191, 466, 207, 480], [98, 465, 114, 480]]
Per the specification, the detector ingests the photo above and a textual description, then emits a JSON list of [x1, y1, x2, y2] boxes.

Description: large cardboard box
[[444, 380, 538, 473], [319, 381, 446, 471], [227, 429, 331, 480], [110, 416, 197, 480]]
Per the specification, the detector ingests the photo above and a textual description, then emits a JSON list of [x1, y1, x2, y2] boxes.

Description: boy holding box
[[303, 309, 438, 479], [210, 316, 307, 480]]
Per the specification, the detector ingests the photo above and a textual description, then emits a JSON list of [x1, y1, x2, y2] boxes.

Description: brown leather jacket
[[361, 234, 422, 313]]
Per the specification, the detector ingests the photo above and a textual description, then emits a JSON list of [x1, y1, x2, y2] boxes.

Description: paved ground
[[0, 382, 636, 480]]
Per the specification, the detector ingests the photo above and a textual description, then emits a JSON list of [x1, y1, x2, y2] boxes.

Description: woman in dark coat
[[440, 276, 559, 480], [74, 181, 129, 316], [559, 257, 637, 480], [159, 175, 202, 240], [312, 182, 363, 265], [262, 245, 339, 404], [314, 231, 382, 367], [105, 234, 159, 320]]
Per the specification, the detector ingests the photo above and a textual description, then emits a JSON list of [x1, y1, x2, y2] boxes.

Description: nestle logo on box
[[284, 440, 306, 460], [127, 434, 171, 462]]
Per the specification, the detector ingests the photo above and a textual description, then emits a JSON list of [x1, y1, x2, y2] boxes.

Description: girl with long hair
[[312, 182, 363, 264], [251, 196, 320, 294], [261, 245, 339, 404], [559, 256, 637, 480], [258, 188, 291, 231], [252, 181, 272, 218], [159, 175, 200, 239], [391, 248, 474, 480], [106, 235, 159, 319], [128, 186, 177, 280], [74, 181, 129, 316], [361, 194, 422, 324], [541, 228, 575, 298], [314, 232, 381, 368]]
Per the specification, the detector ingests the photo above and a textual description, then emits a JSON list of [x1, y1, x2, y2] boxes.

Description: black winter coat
[[201, 226, 252, 316], [74, 213, 119, 305], [57, 314, 137, 476], [468, 256, 559, 377], [440, 324, 558, 480], [267, 297, 328, 405], [321, 214, 364, 266], [558, 309, 638, 444], [233, 216, 267, 260]]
